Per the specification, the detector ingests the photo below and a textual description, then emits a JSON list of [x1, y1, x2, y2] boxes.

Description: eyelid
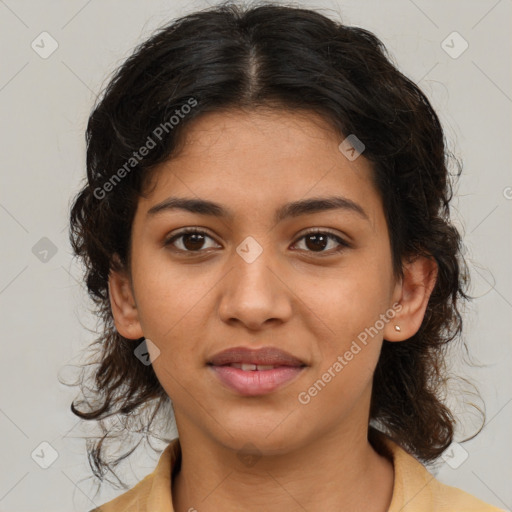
[[298, 227, 348, 241]]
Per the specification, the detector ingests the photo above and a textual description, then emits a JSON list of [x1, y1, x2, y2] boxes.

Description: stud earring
[[394, 325, 401, 332]]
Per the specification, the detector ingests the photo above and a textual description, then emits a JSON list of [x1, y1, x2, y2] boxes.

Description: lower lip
[[209, 365, 305, 396]]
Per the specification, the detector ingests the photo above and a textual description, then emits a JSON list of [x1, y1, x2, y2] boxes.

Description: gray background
[[0, 0, 510, 510]]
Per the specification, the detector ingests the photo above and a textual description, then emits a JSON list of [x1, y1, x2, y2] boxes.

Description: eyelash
[[164, 227, 350, 256]]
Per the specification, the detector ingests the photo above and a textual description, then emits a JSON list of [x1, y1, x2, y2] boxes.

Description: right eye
[[164, 227, 220, 253]]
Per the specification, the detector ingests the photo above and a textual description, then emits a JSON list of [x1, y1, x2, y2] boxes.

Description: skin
[[109, 108, 437, 512]]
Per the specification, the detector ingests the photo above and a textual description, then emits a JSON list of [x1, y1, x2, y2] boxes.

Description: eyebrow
[[146, 195, 369, 223]]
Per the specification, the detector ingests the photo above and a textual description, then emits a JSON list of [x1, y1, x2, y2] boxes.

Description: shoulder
[[374, 432, 504, 512], [88, 438, 180, 512], [428, 476, 505, 511], [88, 472, 154, 512]]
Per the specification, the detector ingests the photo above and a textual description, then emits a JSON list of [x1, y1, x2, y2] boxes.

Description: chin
[[212, 411, 308, 456]]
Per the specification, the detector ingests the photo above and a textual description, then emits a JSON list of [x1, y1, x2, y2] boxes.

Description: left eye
[[164, 228, 349, 255], [292, 230, 350, 254]]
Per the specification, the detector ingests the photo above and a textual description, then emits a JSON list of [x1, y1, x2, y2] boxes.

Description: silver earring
[[394, 325, 401, 332]]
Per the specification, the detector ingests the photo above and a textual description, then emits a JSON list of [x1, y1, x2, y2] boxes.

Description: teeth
[[229, 363, 277, 371]]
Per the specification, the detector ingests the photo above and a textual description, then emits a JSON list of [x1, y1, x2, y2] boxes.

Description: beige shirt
[[91, 435, 504, 511]]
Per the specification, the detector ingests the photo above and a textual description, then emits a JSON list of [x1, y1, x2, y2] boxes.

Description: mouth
[[207, 346, 307, 396], [217, 362, 294, 371]]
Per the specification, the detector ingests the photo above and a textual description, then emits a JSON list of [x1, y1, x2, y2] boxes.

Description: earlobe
[[384, 255, 438, 342], [108, 261, 144, 340]]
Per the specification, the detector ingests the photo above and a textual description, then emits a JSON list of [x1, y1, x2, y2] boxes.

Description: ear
[[108, 256, 144, 340], [383, 254, 438, 342]]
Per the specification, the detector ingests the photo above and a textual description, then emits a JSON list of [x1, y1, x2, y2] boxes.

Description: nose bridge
[[218, 235, 292, 327]]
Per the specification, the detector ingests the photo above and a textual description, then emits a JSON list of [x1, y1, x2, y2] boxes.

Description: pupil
[[306, 234, 327, 251], [184, 233, 204, 250]]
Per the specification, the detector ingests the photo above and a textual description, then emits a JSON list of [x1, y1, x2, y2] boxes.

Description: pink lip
[[209, 365, 305, 396], [208, 346, 306, 367], [207, 346, 307, 396]]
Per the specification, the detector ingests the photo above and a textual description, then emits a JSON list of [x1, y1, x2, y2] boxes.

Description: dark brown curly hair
[[66, 0, 483, 491]]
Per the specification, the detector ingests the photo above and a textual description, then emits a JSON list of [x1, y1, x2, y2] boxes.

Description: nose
[[217, 243, 293, 331]]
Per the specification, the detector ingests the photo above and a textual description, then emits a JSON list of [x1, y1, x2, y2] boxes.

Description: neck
[[171, 424, 394, 512]]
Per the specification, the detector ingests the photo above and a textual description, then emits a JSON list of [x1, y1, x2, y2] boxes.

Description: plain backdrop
[[0, 0, 511, 510]]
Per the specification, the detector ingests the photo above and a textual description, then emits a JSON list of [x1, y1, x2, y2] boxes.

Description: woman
[[68, 2, 502, 510]]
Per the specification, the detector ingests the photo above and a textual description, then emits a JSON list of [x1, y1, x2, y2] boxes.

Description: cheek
[[131, 255, 214, 391], [132, 246, 211, 338], [141, 301, 208, 406], [296, 254, 392, 394], [295, 255, 393, 342]]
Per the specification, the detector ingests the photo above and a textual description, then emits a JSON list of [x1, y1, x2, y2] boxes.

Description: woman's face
[[114, 108, 405, 454]]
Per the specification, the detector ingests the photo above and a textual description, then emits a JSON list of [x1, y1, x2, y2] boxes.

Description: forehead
[[172, 108, 351, 167], [140, 108, 383, 230]]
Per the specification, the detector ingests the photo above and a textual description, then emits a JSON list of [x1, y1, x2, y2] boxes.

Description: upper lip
[[208, 346, 307, 367]]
